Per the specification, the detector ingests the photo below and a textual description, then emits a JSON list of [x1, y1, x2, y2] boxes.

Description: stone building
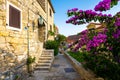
[[87, 23, 106, 32], [0, 0, 55, 77], [47, 0, 55, 40]]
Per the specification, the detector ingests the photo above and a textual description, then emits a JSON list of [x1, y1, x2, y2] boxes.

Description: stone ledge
[[64, 52, 104, 80]]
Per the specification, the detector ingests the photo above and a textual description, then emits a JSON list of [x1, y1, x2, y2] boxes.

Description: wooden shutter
[[9, 5, 21, 29], [50, 25, 52, 31], [50, 9, 52, 17]]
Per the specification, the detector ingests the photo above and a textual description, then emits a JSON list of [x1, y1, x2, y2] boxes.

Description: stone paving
[[27, 54, 81, 80]]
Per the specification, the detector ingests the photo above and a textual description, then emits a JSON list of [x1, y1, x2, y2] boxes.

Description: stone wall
[[0, 0, 46, 73], [64, 52, 104, 80], [38, 26, 46, 42], [36, 0, 46, 12]]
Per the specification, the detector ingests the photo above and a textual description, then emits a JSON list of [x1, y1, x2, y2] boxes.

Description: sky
[[51, 0, 120, 37]]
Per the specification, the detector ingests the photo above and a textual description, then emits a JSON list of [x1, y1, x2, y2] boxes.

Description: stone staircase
[[35, 49, 54, 72]]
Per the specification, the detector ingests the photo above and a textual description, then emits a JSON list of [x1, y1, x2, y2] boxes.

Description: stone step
[[38, 60, 52, 63], [36, 63, 51, 66], [35, 49, 54, 72], [41, 55, 52, 57], [39, 57, 52, 60], [42, 53, 52, 56], [35, 66, 50, 70], [34, 70, 49, 72]]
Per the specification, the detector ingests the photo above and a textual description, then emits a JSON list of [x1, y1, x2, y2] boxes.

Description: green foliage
[[14, 75, 20, 80], [67, 51, 87, 62], [45, 40, 59, 56], [83, 53, 120, 80], [55, 34, 66, 44], [68, 50, 120, 80], [48, 30, 55, 36], [27, 56, 35, 65]]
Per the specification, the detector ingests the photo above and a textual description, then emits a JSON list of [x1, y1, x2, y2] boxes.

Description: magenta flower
[[94, 0, 111, 11], [86, 33, 107, 51], [72, 8, 78, 12], [114, 18, 120, 27], [113, 29, 120, 39]]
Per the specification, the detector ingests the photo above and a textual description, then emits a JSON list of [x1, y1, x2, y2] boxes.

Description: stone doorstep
[[64, 53, 104, 80]]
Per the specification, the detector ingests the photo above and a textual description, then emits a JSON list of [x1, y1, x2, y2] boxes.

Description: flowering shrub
[[94, 0, 119, 11], [66, 9, 112, 25], [94, 0, 111, 11], [73, 30, 89, 52], [66, 0, 120, 79], [115, 18, 120, 27], [86, 33, 107, 51]]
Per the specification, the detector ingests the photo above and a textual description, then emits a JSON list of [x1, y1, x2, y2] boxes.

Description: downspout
[[27, 7, 30, 73], [46, 0, 48, 41]]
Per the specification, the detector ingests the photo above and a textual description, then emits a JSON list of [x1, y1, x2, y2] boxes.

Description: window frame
[[6, 1, 22, 31], [49, 8, 52, 17], [50, 25, 52, 31]]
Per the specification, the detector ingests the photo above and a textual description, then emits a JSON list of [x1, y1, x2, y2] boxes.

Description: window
[[50, 8, 52, 17], [7, 1, 22, 31], [50, 25, 52, 31]]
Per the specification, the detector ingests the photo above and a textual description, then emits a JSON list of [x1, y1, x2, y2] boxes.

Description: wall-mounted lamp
[[38, 15, 44, 26]]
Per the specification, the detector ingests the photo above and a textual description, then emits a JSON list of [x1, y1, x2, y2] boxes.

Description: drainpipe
[[46, 0, 48, 41], [27, 7, 30, 74]]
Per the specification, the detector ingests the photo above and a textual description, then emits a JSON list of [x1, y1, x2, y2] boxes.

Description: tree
[[55, 34, 66, 44]]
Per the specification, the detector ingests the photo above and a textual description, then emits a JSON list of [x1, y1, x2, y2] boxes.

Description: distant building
[[87, 23, 106, 32], [67, 34, 81, 44]]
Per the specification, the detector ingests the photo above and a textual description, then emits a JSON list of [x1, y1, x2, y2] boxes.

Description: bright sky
[[51, 0, 120, 37]]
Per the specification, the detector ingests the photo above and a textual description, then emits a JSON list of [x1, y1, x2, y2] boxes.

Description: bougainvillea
[[73, 30, 89, 52], [86, 33, 107, 51], [114, 18, 120, 27], [66, 9, 112, 25], [94, 0, 111, 11], [66, 1, 120, 79], [94, 0, 119, 12], [113, 28, 120, 39], [66, 1, 120, 53]]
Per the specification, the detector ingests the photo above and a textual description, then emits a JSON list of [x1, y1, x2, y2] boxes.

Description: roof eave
[[48, 0, 55, 13]]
